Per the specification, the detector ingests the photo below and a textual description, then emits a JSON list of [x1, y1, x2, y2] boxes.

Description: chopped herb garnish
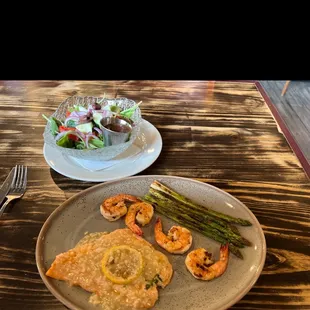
[[145, 274, 162, 290]]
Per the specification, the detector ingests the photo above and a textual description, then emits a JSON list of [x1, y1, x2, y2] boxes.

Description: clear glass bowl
[[43, 96, 142, 161]]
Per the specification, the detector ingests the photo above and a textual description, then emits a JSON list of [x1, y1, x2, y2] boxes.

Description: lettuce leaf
[[120, 102, 141, 119], [42, 114, 62, 135], [89, 139, 104, 148], [56, 133, 74, 148]]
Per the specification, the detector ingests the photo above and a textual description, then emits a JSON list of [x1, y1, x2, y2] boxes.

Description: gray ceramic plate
[[36, 175, 266, 310]]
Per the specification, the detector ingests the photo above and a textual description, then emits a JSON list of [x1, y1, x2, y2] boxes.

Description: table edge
[[255, 81, 310, 179]]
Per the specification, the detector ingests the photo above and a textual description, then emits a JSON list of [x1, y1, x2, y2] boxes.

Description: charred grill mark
[[195, 263, 208, 271], [204, 263, 213, 267], [199, 265, 207, 271]]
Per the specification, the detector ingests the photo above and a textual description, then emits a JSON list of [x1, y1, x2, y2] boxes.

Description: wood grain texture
[[0, 80, 309, 309]]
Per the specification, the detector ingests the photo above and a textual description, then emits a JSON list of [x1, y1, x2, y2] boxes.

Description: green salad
[[43, 100, 140, 149]]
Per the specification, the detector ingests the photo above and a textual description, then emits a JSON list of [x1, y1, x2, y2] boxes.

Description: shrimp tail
[[133, 225, 143, 236], [219, 243, 229, 263], [220, 243, 229, 251], [155, 217, 162, 229]]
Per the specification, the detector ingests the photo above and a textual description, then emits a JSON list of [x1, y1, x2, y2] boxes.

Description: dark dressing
[[105, 123, 131, 133]]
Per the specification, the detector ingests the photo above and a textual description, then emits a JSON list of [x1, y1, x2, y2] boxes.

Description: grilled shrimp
[[125, 202, 154, 236], [100, 194, 140, 221], [185, 244, 229, 281], [154, 218, 192, 254]]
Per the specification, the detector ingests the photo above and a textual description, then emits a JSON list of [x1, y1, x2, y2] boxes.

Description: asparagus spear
[[151, 180, 252, 226], [145, 193, 246, 249], [144, 196, 243, 259], [148, 188, 251, 247], [228, 224, 242, 236], [180, 213, 243, 259], [143, 194, 244, 258]]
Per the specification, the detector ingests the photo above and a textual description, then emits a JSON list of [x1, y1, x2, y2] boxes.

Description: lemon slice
[[101, 245, 144, 284]]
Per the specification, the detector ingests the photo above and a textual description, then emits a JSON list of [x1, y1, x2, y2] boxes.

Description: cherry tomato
[[58, 126, 79, 141]]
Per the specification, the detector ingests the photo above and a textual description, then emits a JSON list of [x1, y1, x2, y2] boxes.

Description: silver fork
[[0, 165, 27, 217]]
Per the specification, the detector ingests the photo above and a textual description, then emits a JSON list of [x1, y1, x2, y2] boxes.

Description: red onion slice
[[93, 127, 103, 135]]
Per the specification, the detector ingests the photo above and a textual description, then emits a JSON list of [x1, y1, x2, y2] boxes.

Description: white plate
[[43, 119, 162, 182]]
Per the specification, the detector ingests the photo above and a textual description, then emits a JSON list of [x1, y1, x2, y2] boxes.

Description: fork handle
[[0, 197, 13, 217]]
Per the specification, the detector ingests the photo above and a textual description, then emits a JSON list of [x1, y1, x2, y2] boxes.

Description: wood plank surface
[[0, 80, 309, 309]]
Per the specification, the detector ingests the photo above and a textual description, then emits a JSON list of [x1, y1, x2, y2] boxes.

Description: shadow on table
[[49, 168, 98, 193]]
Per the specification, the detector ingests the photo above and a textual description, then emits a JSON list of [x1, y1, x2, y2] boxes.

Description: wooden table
[[0, 80, 309, 309]]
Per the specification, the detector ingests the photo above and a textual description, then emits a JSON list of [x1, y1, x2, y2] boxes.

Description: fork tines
[[11, 165, 27, 190]]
